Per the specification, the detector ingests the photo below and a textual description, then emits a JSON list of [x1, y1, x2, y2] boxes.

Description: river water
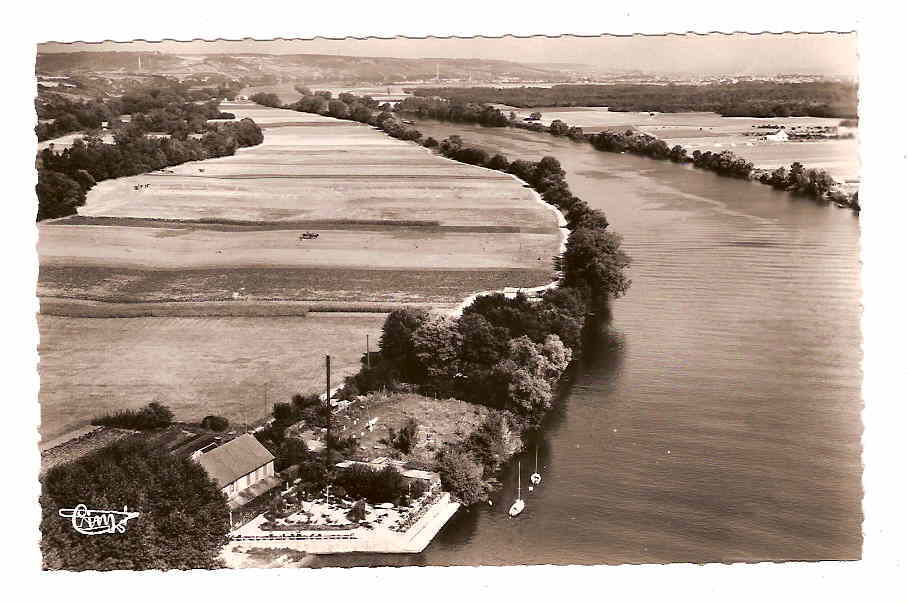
[[311, 120, 863, 567]]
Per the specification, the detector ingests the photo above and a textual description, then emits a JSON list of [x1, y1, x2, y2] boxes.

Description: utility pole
[[366, 335, 371, 369], [325, 355, 331, 471], [263, 380, 269, 421]]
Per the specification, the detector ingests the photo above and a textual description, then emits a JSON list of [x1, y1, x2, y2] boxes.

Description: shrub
[[435, 446, 487, 506], [348, 499, 367, 522], [92, 401, 174, 430], [201, 415, 229, 431], [380, 417, 419, 455], [334, 464, 407, 504]]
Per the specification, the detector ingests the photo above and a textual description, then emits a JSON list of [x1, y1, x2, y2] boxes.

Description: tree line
[[407, 81, 859, 118], [251, 90, 633, 502], [394, 95, 860, 211], [36, 79, 242, 141], [36, 115, 264, 221]]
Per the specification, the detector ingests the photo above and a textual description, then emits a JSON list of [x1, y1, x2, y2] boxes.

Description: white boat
[[509, 461, 525, 517], [530, 446, 542, 487]]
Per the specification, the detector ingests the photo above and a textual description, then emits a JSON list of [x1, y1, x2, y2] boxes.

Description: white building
[[197, 433, 276, 501], [765, 129, 789, 142]]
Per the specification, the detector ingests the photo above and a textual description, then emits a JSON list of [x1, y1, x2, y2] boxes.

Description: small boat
[[508, 461, 525, 517], [530, 445, 542, 487]]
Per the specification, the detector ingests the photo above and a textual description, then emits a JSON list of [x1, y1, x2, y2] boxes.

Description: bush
[[435, 446, 487, 506], [201, 415, 229, 431], [334, 464, 407, 504], [92, 401, 174, 430], [380, 417, 419, 455], [348, 499, 367, 522]]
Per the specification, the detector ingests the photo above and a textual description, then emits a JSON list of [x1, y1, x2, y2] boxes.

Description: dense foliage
[[433, 410, 525, 505], [407, 82, 858, 118], [380, 417, 420, 455], [91, 401, 174, 430], [201, 415, 230, 432], [36, 115, 263, 220], [41, 438, 229, 570], [334, 464, 408, 504], [36, 79, 242, 141]]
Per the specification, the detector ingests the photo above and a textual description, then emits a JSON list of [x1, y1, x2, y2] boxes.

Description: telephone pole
[[325, 355, 331, 471], [366, 335, 371, 369]]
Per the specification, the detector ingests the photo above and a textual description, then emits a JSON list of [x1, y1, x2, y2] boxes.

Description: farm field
[[38, 224, 555, 271], [37, 102, 561, 439], [38, 265, 552, 305], [40, 102, 560, 303], [37, 312, 386, 443]]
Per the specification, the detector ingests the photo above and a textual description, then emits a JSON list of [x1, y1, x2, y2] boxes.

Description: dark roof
[[197, 433, 275, 488]]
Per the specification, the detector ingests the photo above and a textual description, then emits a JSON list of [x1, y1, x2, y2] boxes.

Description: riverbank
[[395, 100, 860, 211]]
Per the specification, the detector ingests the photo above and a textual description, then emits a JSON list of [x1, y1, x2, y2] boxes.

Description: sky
[[38, 33, 858, 76]]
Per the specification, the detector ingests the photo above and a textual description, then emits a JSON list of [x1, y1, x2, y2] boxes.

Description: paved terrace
[[224, 492, 459, 555]]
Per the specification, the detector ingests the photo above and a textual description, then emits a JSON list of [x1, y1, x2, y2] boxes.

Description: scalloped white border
[[7, 3, 906, 603]]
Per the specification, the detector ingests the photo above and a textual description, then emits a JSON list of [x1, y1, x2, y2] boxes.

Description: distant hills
[[36, 51, 570, 84]]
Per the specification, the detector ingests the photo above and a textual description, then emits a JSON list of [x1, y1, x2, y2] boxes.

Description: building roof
[[197, 433, 275, 488]]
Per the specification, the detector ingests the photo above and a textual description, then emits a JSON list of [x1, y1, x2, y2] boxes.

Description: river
[[310, 119, 863, 567]]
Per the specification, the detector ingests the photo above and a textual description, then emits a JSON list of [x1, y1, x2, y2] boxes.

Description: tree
[[435, 446, 486, 506], [529, 111, 543, 120], [486, 153, 510, 171], [201, 415, 229, 431], [92, 401, 174, 430], [327, 100, 350, 119], [347, 499, 367, 523], [567, 126, 585, 141], [456, 313, 510, 370], [350, 104, 372, 123], [36, 169, 86, 221], [561, 228, 632, 304], [380, 417, 420, 455], [378, 308, 430, 382], [277, 438, 310, 472], [41, 439, 229, 570], [411, 315, 462, 380], [549, 119, 569, 136], [249, 92, 282, 108], [495, 360, 552, 421]]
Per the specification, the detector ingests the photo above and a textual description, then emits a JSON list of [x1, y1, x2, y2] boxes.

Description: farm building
[[197, 433, 276, 502], [764, 129, 790, 142]]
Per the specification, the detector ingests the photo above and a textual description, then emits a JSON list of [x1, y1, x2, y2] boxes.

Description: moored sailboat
[[509, 461, 525, 517], [530, 446, 542, 488]]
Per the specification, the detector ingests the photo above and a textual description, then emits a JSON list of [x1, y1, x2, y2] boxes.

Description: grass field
[[38, 224, 556, 271], [37, 103, 560, 442], [39, 102, 560, 303], [37, 312, 386, 442], [38, 265, 553, 305]]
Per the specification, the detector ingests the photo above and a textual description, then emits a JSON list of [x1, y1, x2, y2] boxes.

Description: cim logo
[[58, 504, 140, 535]]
